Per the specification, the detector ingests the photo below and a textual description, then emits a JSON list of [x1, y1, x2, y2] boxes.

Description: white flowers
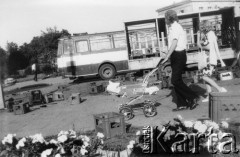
[[2, 134, 16, 145], [136, 131, 141, 136], [57, 134, 68, 143], [49, 139, 58, 145], [96, 132, 104, 144], [183, 120, 194, 128], [220, 121, 229, 129], [41, 148, 53, 157], [177, 115, 183, 120], [80, 148, 88, 155], [57, 130, 77, 143], [55, 154, 61, 157], [16, 137, 26, 149], [127, 140, 135, 149], [30, 134, 45, 144], [193, 121, 208, 133], [204, 120, 219, 130], [79, 135, 90, 143], [97, 132, 104, 139]]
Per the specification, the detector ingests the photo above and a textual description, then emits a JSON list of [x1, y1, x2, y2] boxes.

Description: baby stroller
[[118, 68, 160, 121]]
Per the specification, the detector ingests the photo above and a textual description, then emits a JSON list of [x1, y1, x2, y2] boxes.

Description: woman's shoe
[[172, 106, 188, 112]]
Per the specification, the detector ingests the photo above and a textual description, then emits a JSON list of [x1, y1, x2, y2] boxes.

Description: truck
[[57, 7, 240, 80]]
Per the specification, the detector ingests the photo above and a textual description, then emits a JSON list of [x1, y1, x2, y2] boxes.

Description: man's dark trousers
[[170, 50, 198, 107]]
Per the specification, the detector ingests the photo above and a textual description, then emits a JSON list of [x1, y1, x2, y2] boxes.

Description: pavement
[[1, 76, 240, 140]]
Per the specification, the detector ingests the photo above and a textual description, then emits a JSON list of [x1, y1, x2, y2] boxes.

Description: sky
[[0, 0, 183, 49]]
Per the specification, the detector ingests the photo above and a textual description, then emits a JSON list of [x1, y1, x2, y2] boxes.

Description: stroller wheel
[[119, 107, 134, 121], [143, 104, 157, 117]]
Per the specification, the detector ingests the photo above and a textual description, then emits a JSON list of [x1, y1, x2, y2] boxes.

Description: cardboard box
[[219, 71, 233, 81]]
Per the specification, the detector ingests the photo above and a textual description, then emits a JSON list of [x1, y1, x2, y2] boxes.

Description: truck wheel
[[99, 64, 116, 80]]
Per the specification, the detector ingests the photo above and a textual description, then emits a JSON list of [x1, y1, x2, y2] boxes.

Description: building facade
[[156, 0, 240, 17]]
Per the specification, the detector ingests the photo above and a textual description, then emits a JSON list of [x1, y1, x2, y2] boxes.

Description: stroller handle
[[142, 68, 159, 86]]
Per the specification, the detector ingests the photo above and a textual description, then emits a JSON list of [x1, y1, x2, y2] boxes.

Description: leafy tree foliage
[[27, 27, 70, 73], [7, 42, 28, 75], [0, 47, 7, 80], [4, 27, 70, 75]]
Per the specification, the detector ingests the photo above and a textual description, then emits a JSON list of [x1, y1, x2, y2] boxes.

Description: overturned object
[[70, 93, 81, 105], [53, 91, 64, 101], [106, 81, 122, 95]]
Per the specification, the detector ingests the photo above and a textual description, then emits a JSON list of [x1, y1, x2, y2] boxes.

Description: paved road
[[1, 77, 240, 139]]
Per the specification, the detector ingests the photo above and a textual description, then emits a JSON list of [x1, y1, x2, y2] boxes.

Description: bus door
[[59, 39, 76, 77], [124, 19, 165, 70]]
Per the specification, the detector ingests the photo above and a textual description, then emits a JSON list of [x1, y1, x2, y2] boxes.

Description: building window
[[180, 10, 184, 13], [208, 6, 211, 10], [199, 7, 203, 10]]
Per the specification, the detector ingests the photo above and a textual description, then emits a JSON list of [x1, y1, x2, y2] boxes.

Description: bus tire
[[99, 64, 116, 80]]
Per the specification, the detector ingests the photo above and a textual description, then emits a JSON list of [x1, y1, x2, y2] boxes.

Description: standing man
[[32, 60, 38, 81], [157, 10, 199, 111]]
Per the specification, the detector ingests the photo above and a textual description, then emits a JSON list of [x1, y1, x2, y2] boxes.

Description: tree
[[0, 47, 7, 80], [7, 42, 28, 75], [40, 27, 70, 65], [5, 27, 71, 75]]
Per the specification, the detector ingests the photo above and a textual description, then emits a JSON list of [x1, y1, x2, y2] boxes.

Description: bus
[[57, 7, 240, 79]]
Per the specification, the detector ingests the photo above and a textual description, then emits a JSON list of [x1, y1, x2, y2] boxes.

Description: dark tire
[[99, 64, 116, 80], [119, 107, 134, 121], [163, 65, 172, 77], [143, 102, 157, 117]]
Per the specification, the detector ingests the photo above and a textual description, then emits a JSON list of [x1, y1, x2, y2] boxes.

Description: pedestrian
[[197, 20, 227, 102], [32, 61, 38, 82], [157, 10, 199, 111]]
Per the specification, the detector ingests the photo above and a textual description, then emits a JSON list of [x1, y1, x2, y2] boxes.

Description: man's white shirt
[[168, 21, 187, 51]]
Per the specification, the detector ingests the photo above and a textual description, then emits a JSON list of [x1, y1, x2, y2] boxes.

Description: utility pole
[[0, 82, 4, 109], [0, 66, 5, 109]]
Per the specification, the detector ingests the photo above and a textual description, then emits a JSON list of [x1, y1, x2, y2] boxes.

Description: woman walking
[[197, 20, 227, 102]]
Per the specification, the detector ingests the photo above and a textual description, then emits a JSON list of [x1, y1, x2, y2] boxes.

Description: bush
[[25, 66, 32, 75], [42, 64, 54, 75]]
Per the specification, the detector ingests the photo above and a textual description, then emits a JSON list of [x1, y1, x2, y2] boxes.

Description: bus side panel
[[128, 57, 162, 71], [91, 60, 129, 74], [57, 50, 129, 77]]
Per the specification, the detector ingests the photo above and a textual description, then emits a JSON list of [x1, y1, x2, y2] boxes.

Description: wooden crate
[[209, 92, 240, 123], [13, 102, 29, 115], [89, 83, 104, 94], [53, 91, 64, 101], [94, 112, 126, 139], [70, 93, 81, 105]]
